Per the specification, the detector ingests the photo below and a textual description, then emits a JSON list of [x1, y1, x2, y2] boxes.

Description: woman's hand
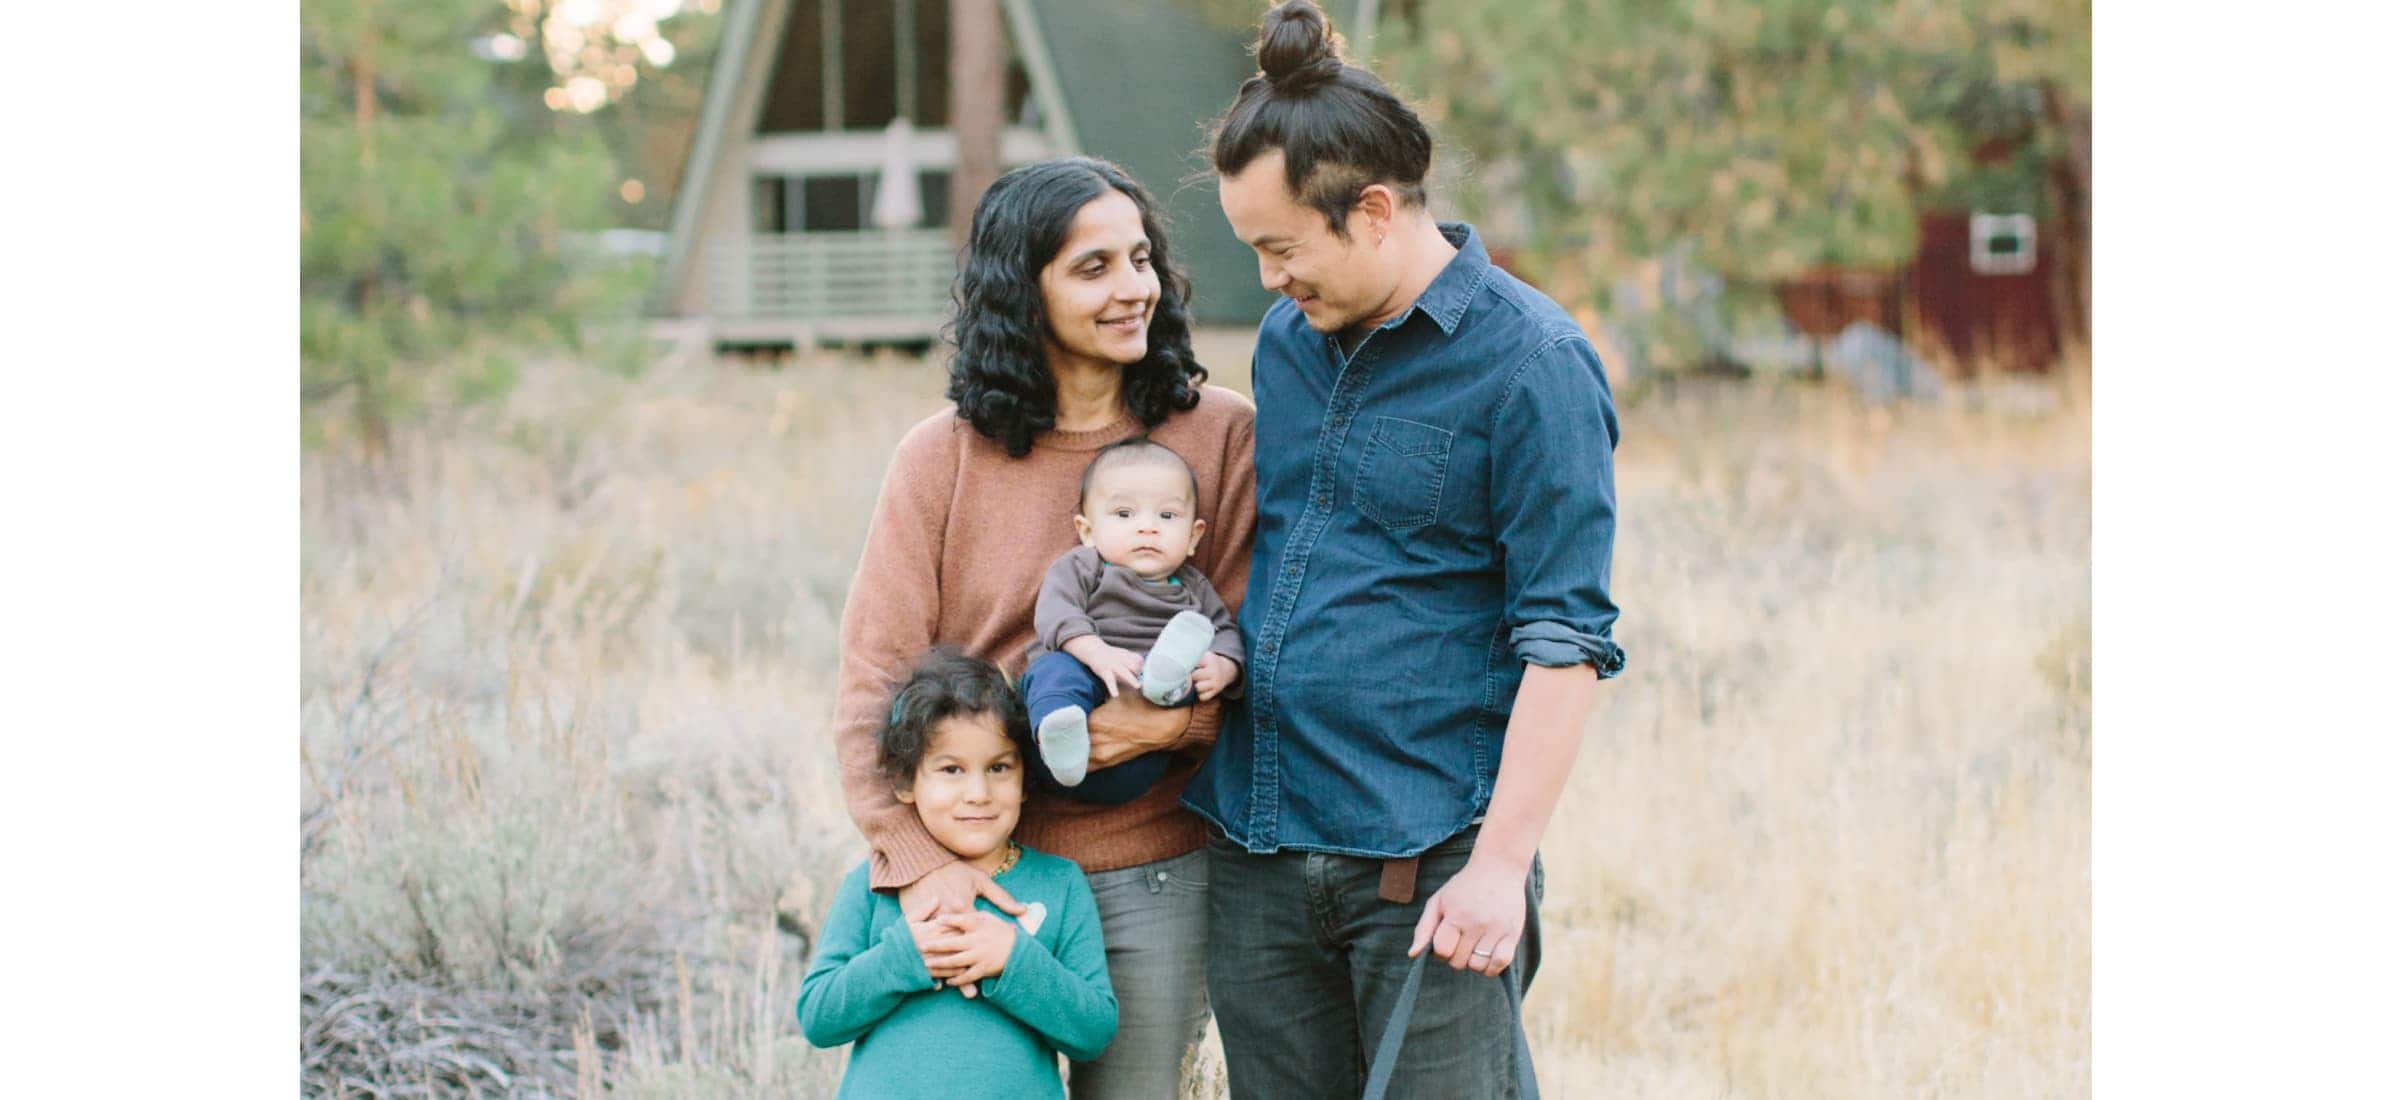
[[1085, 690, 1195, 769], [920, 910, 1019, 997], [898, 862, 1025, 996], [898, 860, 1028, 921]]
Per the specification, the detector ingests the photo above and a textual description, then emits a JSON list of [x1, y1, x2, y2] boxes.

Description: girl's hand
[[899, 862, 1025, 997], [920, 910, 1018, 997], [1062, 636, 1143, 697], [1192, 653, 1240, 701], [907, 912, 951, 968]]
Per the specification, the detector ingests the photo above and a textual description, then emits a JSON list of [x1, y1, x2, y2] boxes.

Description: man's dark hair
[[1076, 437, 1201, 515], [1207, 0, 1435, 237], [945, 157, 1207, 460], [877, 647, 1031, 789]]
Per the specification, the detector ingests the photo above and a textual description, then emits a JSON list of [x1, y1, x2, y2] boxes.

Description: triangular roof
[[659, 0, 1374, 325]]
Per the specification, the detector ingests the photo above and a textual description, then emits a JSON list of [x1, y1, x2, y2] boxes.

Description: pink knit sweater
[[832, 387, 1257, 889]]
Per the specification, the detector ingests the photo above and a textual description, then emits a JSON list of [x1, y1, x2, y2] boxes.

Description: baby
[[1020, 438, 1244, 804]]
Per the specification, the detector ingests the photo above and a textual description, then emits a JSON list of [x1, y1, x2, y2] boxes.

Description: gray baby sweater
[[1026, 545, 1244, 667]]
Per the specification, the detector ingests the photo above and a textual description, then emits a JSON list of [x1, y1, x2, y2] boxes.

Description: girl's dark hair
[[945, 157, 1207, 459], [1208, 1, 1434, 238], [878, 648, 1031, 789]]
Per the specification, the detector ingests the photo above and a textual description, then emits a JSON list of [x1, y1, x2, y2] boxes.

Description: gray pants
[[1069, 847, 1211, 1098]]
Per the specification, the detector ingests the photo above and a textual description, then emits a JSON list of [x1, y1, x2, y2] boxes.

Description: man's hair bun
[[1257, 1, 1344, 95], [1210, 0, 1434, 238]]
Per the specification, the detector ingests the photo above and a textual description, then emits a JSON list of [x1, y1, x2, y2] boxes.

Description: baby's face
[[1076, 462, 1205, 580]]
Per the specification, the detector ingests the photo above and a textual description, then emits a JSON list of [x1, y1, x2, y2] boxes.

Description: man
[[1180, 3, 1627, 1095]]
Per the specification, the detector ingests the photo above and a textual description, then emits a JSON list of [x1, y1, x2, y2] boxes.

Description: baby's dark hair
[[1077, 437, 1201, 514], [878, 648, 1031, 789]]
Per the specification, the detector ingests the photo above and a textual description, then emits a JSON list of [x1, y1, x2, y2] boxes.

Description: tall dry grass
[[300, 339, 2087, 1097]]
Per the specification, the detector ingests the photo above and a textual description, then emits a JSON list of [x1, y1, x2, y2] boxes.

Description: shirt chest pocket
[[1353, 415, 1454, 531]]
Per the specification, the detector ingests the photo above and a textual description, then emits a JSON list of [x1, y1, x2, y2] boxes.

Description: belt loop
[[1378, 857, 1418, 904]]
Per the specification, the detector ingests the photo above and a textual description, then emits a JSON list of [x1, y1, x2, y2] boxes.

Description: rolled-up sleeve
[[1489, 335, 1627, 677]]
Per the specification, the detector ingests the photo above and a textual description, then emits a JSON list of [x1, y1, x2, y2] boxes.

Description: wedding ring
[[1471, 947, 1494, 957]]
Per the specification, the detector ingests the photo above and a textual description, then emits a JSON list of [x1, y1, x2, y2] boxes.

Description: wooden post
[[949, 0, 1005, 246], [822, 0, 844, 131], [895, 0, 918, 123]]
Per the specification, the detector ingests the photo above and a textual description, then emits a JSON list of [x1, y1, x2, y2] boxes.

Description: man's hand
[[1062, 635, 1144, 697], [897, 861, 1026, 996], [1085, 690, 1194, 769], [1408, 663, 1598, 978], [1407, 853, 1529, 977], [920, 910, 1019, 998], [1191, 653, 1240, 701]]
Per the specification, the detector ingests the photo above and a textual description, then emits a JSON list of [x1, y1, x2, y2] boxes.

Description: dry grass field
[[300, 334, 2088, 1097]]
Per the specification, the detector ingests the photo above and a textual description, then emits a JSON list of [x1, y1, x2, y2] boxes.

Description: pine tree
[[301, 0, 639, 451]]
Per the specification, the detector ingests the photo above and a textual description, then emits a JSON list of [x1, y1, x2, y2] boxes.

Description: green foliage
[[302, 0, 652, 446], [1366, 0, 2086, 366], [1185, 1, 2088, 368]]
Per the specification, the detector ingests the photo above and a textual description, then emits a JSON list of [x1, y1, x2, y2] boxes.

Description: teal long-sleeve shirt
[[796, 847, 1118, 1098]]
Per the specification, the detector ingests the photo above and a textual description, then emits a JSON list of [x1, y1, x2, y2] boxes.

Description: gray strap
[[1360, 951, 1538, 1100]]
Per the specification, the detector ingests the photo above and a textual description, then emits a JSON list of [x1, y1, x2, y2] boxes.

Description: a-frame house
[[657, 0, 1359, 349]]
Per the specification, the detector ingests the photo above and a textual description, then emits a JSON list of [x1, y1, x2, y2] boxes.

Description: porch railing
[[704, 229, 957, 326]]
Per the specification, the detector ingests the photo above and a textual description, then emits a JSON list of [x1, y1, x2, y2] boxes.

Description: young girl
[[797, 649, 1118, 1098]]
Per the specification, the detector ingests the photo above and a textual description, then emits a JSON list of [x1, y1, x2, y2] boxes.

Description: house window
[[752, 171, 954, 233], [758, 0, 1035, 133], [753, 177, 789, 234], [1969, 213, 2037, 276], [801, 175, 872, 232], [917, 169, 952, 228]]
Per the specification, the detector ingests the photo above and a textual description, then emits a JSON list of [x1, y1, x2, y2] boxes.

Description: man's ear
[[1355, 184, 1399, 240], [1074, 513, 1097, 548]]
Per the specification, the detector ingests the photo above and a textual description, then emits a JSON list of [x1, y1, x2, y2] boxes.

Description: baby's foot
[[1038, 705, 1090, 786], [1141, 610, 1216, 706]]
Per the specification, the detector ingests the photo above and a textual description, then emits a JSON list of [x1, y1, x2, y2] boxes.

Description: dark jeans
[[1020, 650, 1173, 805], [1205, 824, 1544, 1099]]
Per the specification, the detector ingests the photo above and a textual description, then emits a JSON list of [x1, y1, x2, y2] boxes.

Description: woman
[[829, 157, 1255, 1097]]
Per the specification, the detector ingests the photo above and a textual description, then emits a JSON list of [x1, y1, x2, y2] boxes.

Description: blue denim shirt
[[1182, 223, 1626, 858]]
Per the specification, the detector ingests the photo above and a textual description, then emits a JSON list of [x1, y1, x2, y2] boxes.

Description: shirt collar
[[1385, 222, 1491, 337]]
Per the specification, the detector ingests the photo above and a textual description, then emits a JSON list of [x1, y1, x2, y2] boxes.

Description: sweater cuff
[[870, 828, 964, 893], [1047, 618, 1099, 652], [979, 919, 1047, 1001], [1178, 700, 1222, 751], [876, 916, 937, 991]]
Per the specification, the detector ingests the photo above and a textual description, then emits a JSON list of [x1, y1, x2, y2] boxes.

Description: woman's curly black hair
[[878, 647, 1032, 790], [943, 157, 1207, 458]]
